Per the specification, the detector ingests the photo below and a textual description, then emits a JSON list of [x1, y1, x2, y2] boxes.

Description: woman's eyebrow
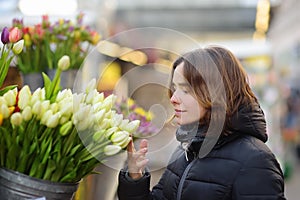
[[172, 81, 189, 86], [177, 83, 191, 87]]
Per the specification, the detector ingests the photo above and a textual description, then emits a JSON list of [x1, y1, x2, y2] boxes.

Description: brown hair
[[169, 45, 257, 134]]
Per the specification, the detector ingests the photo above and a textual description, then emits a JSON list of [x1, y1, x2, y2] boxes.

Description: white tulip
[[58, 100, 73, 118], [59, 115, 70, 125], [32, 101, 41, 116], [73, 104, 92, 122], [110, 113, 123, 127], [3, 89, 16, 106], [93, 109, 106, 124], [123, 120, 140, 133], [93, 129, 106, 141], [41, 110, 53, 125], [12, 39, 24, 54], [21, 106, 32, 121], [96, 118, 110, 130], [92, 92, 104, 104], [93, 102, 103, 112], [114, 136, 131, 149], [18, 85, 32, 110], [75, 117, 93, 131], [59, 121, 73, 136], [85, 89, 97, 104], [73, 93, 86, 112], [46, 112, 60, 128], [10, 112, 23, 126], [104, 127, 119, 139], [37, 100, 50, 119], [50, 102, 59, 113], [12, 87, 18, 96], [0, 97, 7, 105], [110, 131, 129, 143], [0, 104, 10, 118], [119, 119, 129, 130], [100, 94, 117, 111], [104, 145, 122, 156], [85, 78, 96, 94], [58, 55, 70, 71], [56, 89, 72, 102], [104, 110, 115, 119], [31, 88, 45, 106]]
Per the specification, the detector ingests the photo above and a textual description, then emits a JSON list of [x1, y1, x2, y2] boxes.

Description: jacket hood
[[229, 103, 267, 143]]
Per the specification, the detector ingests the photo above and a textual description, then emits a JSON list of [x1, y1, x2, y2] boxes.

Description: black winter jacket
[[118, 104, 286, 200]]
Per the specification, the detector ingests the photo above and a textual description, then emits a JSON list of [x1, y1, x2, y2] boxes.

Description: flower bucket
[[46, 69, 79, 90], [21, 72, 44, 91], [0, 168, 79, 200]]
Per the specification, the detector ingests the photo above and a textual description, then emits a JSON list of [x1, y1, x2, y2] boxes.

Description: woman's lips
[[174, 109, 185, 116]]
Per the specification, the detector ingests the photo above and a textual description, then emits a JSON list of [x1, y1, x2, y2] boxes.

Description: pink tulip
[[9, 27, 22, 43]]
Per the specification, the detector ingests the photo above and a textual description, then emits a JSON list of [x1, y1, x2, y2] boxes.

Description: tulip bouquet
[[0, 49, 139, 182], [11, 12, 101, 74], [114, 98, 157, 138]]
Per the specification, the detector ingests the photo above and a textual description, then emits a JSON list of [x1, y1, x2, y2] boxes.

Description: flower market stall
[[0, 27, 141, 199]]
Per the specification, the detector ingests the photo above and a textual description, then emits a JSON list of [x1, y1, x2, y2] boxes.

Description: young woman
[[118, 45, 286, 200]]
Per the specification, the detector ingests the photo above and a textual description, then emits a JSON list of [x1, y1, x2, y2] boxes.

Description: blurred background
[[1, 0, 300, 199]]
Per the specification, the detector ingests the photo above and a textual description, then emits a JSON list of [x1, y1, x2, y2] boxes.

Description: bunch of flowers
[[11, 12, 101, 74], [0, 35, 139, 183], [0, 27, 24, 93], [114, 98, 157, 138]]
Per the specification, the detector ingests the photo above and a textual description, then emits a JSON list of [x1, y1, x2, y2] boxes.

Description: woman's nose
[[170, 93, 180, 104]]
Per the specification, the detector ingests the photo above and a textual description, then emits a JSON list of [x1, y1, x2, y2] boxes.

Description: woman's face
[[170, 62, 206, 125]]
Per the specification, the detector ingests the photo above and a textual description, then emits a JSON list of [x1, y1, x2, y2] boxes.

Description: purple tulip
[[1, 27, 10, 44]]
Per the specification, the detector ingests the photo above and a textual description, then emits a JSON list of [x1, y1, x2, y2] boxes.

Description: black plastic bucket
[[0, 168, 79, 200]]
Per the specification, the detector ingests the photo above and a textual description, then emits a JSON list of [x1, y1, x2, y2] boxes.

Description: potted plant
[[10, 12, 101, 90]]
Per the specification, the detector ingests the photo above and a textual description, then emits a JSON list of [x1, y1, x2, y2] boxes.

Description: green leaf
[[43, 159, 56, 180], [0, 85, 17, 96], [0, 54, 13, 87], [42, 72, 52, 99]]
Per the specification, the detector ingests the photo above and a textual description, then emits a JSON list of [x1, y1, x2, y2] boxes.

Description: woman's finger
[[127, 137, 135, 153], [139, 139, 148, 150]]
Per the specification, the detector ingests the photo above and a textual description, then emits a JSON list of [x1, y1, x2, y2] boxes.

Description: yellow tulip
[[0, 114, 3, 126], [23, 33, 32, 47]]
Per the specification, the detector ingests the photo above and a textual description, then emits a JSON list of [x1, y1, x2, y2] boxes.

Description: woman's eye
[[182, 87, 191, 94]]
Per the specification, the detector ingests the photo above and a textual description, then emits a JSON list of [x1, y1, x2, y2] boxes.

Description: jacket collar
[[176, 102, 268, 161]]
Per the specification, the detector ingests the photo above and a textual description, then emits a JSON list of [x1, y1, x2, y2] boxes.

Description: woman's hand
[[127, 138, 149, 180]]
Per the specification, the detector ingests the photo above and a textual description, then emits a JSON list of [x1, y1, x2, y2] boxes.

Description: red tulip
[[9, 27, 22, 43]]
